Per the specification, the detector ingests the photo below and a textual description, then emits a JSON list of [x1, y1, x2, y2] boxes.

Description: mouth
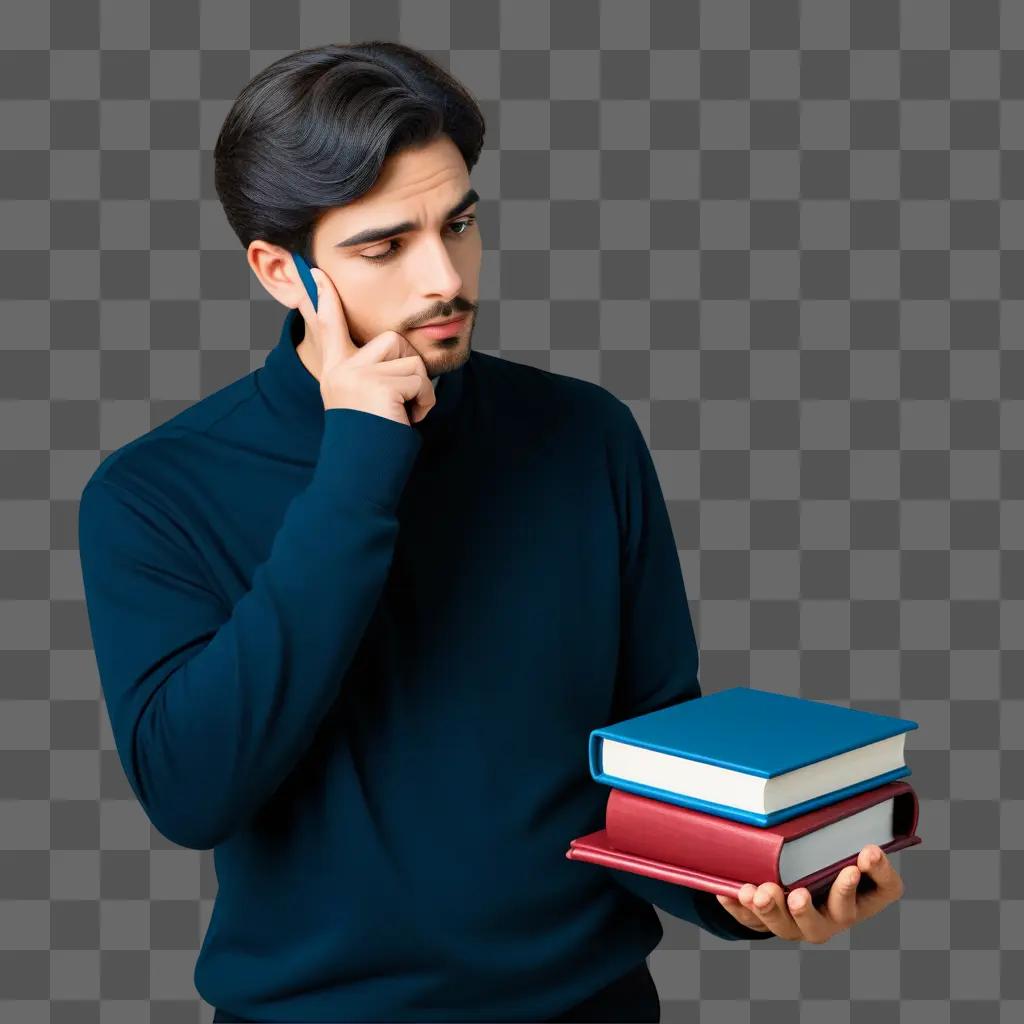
[[412, 314, 469, 338]]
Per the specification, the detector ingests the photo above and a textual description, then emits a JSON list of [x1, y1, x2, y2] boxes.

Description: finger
[[308, 268, 360, 372], [858, 846, 902, 894], [392, 372, 436, 424], [743, 883, 794, 936], [716, 887, 770, 932], [341, 328, 432, 420], [784, 886, 832, 942], [371, 355, 434, 376], [852, 845, 904, 919], [348, 329, 420, 368], [371, 351, 436, 421], [825, 865, 861, 929]]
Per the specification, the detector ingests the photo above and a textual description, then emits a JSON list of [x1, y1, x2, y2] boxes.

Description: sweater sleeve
[[78, 408, 423, 851], [603, 399, 774, 942]]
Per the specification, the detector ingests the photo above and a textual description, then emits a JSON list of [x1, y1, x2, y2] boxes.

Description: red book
[[566, 779, 921, 900]]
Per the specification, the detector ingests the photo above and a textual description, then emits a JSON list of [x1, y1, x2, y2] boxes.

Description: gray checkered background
[[0, 0, 1017, 1021]]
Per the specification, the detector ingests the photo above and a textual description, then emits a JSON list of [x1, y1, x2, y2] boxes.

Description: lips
[[417, 315, 466, 329]]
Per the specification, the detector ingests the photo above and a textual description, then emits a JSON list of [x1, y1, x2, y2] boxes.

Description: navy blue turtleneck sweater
[[78, 306, 770, 1023]]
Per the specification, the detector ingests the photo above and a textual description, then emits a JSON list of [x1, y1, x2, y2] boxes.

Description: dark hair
[[213, 40, 486, 267]]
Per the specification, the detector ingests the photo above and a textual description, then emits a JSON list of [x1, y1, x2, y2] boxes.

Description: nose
[[417, 238, 463, 304]]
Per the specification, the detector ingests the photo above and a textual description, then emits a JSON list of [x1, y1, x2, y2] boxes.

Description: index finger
[[306, 268, 360, 373]]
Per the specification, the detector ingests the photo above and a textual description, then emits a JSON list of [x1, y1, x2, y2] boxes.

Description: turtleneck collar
[[258, 307, 468, 442]]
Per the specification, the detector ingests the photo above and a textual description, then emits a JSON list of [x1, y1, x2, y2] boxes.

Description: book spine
[[604, 787, 784, 886]]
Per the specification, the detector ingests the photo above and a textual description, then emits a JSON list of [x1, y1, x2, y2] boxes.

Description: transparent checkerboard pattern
[[0, 0, 1018, 1022]]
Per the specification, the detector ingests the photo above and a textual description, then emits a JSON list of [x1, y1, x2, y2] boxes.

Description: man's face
[[302, 135, 481, 378]]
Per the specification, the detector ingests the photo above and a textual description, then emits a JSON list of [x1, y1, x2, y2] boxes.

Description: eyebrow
[[334, 187, 480, 249]]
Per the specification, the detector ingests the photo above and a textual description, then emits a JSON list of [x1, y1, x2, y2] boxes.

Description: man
[[78, 41, 903, 1024]]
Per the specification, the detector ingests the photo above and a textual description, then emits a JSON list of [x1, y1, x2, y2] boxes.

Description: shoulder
[[84, 373, 258, 495]]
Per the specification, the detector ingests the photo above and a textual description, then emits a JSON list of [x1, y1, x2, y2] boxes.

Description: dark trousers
[[212, 960, 660, 1023]]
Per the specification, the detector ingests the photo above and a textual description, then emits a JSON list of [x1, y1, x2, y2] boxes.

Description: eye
[[361, 215, 477, 264]]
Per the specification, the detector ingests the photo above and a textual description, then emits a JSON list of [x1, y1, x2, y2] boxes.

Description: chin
[[427, 334, 471, 373]]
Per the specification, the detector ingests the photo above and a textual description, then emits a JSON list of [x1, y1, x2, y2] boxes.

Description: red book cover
[[566, 779, 921, 899]]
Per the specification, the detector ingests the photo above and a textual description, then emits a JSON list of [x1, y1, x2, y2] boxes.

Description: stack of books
[[565, 686, 922, 906]]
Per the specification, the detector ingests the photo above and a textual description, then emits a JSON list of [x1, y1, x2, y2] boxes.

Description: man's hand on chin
[[713, 844, 905, 943]]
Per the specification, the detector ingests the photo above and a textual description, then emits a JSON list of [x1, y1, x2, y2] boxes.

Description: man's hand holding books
[[567, 687, 922, 945], [715, 841, 905, 943]]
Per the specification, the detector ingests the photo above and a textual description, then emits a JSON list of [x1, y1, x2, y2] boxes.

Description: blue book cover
[[589, 686, 919, 828]]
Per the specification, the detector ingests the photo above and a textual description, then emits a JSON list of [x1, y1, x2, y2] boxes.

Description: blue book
[[589, 686, 918, 828]]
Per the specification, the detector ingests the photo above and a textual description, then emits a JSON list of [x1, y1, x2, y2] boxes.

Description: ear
[[246, 240, 307, 310]]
